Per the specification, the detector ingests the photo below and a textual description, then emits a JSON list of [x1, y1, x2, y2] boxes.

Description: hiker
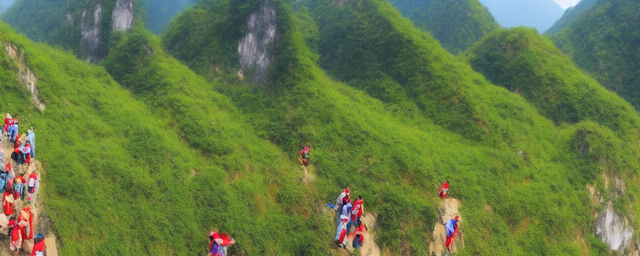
[[343, 200, 353, 234], [17, 205, 33, 240], [351, 195, 364, 225], [332, 188, 350, 227], [10, 217, 25, 256], [300, 145, 310, 166], [24, 141, 32, 167], [439, 181, 450, 199], [0, 167, 8, 194], [334, 216, 349, 248], [208, 231, 235, 256], [31, 233, 45, 256], [3, 185, 15, 215], [12, 138, 23, 165], [27, 127, 35, 159], [14, 174, 25, 200], [3, 114, 11, 136], [445, 216, 460, 251], [352, 219, 365, 249], [27, 171, 38, 196], [8, 119, 18, 143]]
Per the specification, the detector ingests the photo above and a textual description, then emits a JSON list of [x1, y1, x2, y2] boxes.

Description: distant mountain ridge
[[387, 0, 499, 54], [548, 0, 640, 109], [479, 0, 564, 32]]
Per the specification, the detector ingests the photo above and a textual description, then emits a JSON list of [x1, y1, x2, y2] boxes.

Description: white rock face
[[596, 202, 633, 252], [238, 0, 277, 84], [4, 43, 45, 111], [80, 4, 103, 63], [112, 0, 133, 32]]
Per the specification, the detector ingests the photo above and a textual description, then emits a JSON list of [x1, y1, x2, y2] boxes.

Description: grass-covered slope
[[467, 27, 639, 134], [163, 0, 640, 254], [548, 0, 640, 109], [0, 21, 326, 255], [387, 0, 499, 54]]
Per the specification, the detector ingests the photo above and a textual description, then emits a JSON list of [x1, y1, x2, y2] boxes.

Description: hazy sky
[[553, 0, 581, 9]]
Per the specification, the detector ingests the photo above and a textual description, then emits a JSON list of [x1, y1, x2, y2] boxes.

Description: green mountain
[[386, 0, 499, 54], [0, 20, 324, 254], [467, 27, 637, 132], [2, 0, 640, 254], [479, 0, 564, 32], [548, 0, 640, 109], [545, 0, 598, 34], [162, 0, 640, 254]]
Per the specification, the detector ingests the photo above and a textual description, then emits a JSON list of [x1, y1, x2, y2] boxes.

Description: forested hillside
[[386, 0, 499, 54], [548, 0, 640, 109], [162, 0, 640, 254], [545, 0, 598, 34], [140, 0, 196, 34], [1, 0, 640, 254]]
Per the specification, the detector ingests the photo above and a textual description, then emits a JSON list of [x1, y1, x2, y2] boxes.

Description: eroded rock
[[238, 0, 277, 84]]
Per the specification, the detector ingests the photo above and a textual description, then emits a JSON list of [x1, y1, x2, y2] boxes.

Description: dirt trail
[[358, 213, 381, 256], [0, 133, 58, 255], [300, 165, 315, 185], [430, 198, 463, 255]]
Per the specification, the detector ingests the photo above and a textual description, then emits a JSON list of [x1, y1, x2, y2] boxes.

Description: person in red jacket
[[351, 196, 364, 228], [31, 233, 45, 256], [208, 231, 235, 256], [10, 219, 24, 256], [352, 219, 365, 249], [3, 185, 15, 216], [439, 181, 450, 199], [3, 114, 11, 137], [300, 145, 310, 166], [17, 205, 33, 240]]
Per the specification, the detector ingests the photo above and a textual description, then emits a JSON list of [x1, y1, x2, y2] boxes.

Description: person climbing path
[[3, 185, 15, 216], [3, 114, 11, 137], [8, 118, 18, 143], [31, 233, 45, 256], [439, 180, 450, 199], [351, 195, 364, 227], [445, 216, 460, 252], [352, 219, 365, 249], [18, 205, 34, 240], [26, 127, 35, 159], [208, 231, 235, 256], [300, 144, 310, 166]]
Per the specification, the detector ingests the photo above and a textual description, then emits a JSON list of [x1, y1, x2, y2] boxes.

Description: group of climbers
[[0, 113, 44, 256], [327, 187, 366, 250], [439, 180, 461, 253]]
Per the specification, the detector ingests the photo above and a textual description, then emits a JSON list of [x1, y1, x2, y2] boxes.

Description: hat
[[454, 216, 459, 221]]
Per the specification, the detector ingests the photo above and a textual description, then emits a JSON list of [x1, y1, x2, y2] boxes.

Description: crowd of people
[[0, 113, 45, 256]]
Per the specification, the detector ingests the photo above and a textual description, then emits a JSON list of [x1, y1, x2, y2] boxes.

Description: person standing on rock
[[24, 141, 32, 167], [352, 219, 365, 249], [10, 218, 24, 256], [27, 171, 38, 195], [343, 200, 353, 233], [3, 185, 15, 215], [439, 181, 450, 199], [8, 118, 18, 143], [3, 113, 11, 137], [17, 205, 33, 240], [27, 127, 35, 159], [445, 216, 460, 252], [334, 216, 349, 249], [14, 174, 25, 200], [351, 195, 364, 227], [31, 233, 45, 256]]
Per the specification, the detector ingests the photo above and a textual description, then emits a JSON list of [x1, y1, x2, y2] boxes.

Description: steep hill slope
[[163, 0, 640, 254], [548, 0, 640, 109], [479, 0, 564, 32], [467, 27, 638, 133], [0, 21, 325, 255], [386, 0, 499, 54], [545, 0, 598, 34]]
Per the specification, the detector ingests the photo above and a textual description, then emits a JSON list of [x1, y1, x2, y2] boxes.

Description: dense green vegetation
[[467, 27, 638, 134], [548, 0, 640, 110], [0, 21, 329, 255], [1, 0, 640, 254], [162, 0, 640, 254], [387, 0, 499, 54], [545, 0, 598, 34]]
